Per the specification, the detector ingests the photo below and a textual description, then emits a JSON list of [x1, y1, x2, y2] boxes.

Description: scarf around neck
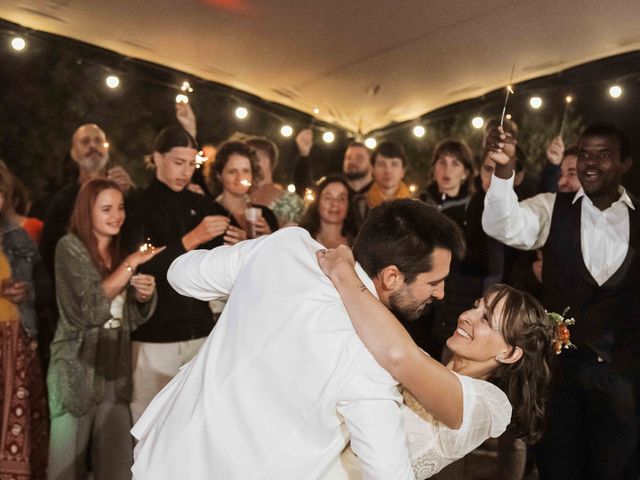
[[366, 181, 412, 209]]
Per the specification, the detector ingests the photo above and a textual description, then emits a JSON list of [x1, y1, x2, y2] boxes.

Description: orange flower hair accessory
[[548, 307, 576, 355]]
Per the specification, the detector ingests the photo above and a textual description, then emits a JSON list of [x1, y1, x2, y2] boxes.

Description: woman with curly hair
[[207, 140, 278, 246]]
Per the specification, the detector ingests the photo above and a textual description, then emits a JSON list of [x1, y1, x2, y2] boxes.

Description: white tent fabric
[[1, 0, 639, 133]]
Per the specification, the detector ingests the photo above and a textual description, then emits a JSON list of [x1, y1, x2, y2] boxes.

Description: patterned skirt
[[0, 320, 48, 480]]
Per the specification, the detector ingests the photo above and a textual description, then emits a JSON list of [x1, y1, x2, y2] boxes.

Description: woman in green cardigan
[[47, 179, 164, 480]]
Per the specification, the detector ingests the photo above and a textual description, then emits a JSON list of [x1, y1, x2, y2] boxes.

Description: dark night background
[[1, 18, 639, 202]]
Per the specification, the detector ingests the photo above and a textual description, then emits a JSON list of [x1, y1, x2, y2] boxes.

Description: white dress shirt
[[131, 228, 414, 480], [482, 174, 634, 286]]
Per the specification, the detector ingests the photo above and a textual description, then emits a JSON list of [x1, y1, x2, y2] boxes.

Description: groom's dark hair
[[353, 199, 465, 284]]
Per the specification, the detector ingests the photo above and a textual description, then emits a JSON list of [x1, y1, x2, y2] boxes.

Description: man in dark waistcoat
[[482, 121, 639, 480]]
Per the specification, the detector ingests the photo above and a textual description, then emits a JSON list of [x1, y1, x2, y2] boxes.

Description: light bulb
[[11, 37, 26, 51], [471, 116, 484, 129], [364, 137, 377, 149], [412, 125, 426, 138], [609, 85, 622, 98], [235, 107, 249, 119], [322, 131, 335, 144], [529, 96, 542, 109], [105, 75, 120, 89]]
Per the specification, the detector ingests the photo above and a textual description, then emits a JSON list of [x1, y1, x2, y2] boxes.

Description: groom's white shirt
[[131, 228, 414, 480]]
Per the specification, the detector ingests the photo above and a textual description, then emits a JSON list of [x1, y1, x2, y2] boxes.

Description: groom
[[132, 199, 464, 479]]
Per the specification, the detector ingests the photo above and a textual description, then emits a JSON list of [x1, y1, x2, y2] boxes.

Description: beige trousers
[[129, 338, 206, 424]]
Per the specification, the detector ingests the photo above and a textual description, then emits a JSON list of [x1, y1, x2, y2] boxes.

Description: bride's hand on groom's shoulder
[[316, 245, 356, 282]]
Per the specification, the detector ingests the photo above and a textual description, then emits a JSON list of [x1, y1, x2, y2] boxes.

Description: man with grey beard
[[40, 123, 134, 275]]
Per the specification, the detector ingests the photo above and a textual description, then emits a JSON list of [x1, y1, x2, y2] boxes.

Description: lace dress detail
[[335, 374, 511, 480]]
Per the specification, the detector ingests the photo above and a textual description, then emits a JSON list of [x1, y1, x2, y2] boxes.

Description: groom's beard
[[389, 286, 430, 322]]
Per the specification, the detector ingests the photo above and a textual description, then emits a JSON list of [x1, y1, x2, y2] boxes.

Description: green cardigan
[[47, 233, 157, 418]]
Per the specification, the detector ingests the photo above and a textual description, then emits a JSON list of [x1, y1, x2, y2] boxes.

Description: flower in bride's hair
[[547, 307, 576, 355]]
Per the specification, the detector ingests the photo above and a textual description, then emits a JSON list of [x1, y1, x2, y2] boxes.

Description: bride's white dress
[[324, 373, 511, 480]]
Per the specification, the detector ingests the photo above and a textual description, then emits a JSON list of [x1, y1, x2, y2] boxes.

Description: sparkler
[[139, 238, 156, 253], [499, 63, 516, 128], [195, 150, 208, 168], [304, 188, 315, 205], [559, 95, 573, 138]]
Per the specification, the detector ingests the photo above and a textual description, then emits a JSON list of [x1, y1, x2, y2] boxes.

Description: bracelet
[[123, 262, 133, 274]]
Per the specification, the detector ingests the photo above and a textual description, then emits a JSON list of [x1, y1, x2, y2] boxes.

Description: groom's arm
[[337, 351, 415, 480], [167, 237, 265, 301]]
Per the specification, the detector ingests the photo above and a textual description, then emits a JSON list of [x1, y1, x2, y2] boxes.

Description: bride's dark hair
[[484, 284, 556, 443]]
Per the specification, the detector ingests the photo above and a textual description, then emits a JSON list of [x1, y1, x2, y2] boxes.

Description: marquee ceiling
[[1, 0, 639, 133]]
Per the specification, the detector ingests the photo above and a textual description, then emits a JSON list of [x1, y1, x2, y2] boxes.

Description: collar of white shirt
[[571, 186, 635, 211], [354, 262, 380, 300]]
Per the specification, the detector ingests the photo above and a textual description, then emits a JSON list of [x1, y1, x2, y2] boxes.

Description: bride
[[318, 246, 559, 479]]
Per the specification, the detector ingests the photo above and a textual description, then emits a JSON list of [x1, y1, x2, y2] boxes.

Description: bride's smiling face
[[446, 294, 515, 363]]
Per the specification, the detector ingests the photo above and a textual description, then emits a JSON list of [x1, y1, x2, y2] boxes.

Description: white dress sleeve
[[332, 374, 511, 480], [404, 373, 511, 479]]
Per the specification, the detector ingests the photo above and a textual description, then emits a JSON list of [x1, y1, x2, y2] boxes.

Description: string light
[[471, 116, 484, 129], [609, 85, 622, 98], [103, 142, 110, 148], [322, 131, 335, 144], [8, 25, 639, 152], [235, 106, 248, 119], [105, 75, 120, 89], [529, 96, 543, 109], [287, 184, 296, 193], [409, 184, 417, 193], [364, 137, 377, 149], [11, 37, 26, 51]]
